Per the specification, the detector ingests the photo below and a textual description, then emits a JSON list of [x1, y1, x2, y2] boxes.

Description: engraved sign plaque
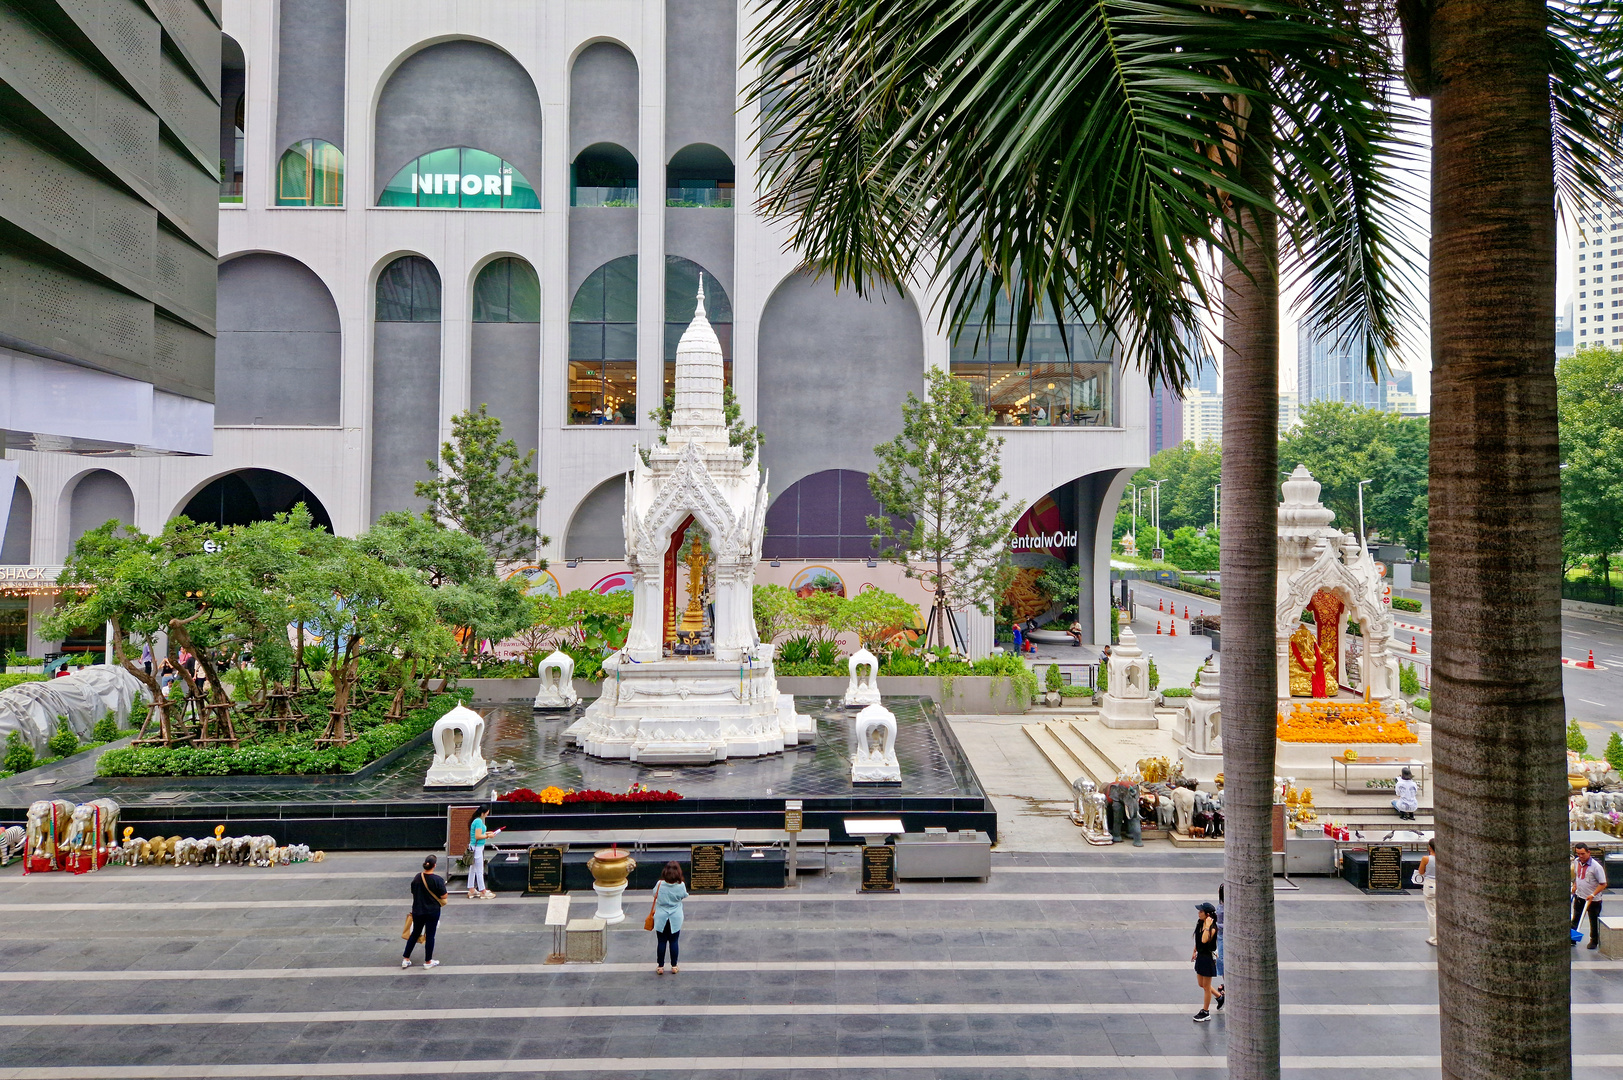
[[525, 846, 564, 895], [1367, 845, 1404, 891], [861, 844, 897, 892], [690, 843, 727, 892]]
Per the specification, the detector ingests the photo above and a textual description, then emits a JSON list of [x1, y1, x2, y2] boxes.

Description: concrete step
[[1048, 721, 1118, 787], [1064, 720, 1130, 778], [1021, 723, 1087, 789]]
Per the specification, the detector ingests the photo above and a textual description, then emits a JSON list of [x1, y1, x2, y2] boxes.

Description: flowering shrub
[[1276, 701, 1418, 744], [499, 784, 681, 804]]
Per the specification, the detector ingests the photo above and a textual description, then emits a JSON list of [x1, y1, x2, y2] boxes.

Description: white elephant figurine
[[534, 650, 579, 709], [850, 703, 901, 784]]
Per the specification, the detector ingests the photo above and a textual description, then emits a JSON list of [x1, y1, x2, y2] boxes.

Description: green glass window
[[379, 147, 540, 209], [949, 292, 1117, 427], [662, 256, 731, 399], [569, 255, 637, 424], [473, 258, 540, 323], [276, 139, 344, 206], [376, 256, 441, 322]]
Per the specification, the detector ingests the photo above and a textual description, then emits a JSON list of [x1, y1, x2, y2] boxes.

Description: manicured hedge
[[95, 690, 470, 778], [1162, 687, 1194, 698], [1391, 597, 1423, 613], [0, 672, 47, 692]]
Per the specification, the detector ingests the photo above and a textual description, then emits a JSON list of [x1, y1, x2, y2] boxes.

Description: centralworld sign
[[1009, 531, 1078, 552]]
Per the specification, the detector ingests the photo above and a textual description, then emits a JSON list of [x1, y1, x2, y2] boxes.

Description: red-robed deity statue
[[1289, 589, 1344, 697]]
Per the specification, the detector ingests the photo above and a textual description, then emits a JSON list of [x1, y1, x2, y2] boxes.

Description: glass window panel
[[276, 145, 309, 205], [570, 268, 605, 321], [410, 257, 441, 322], [601, 322, 637, 361], [506, 260, 539, 322], [375, 258, 415, 321], [504, 165, 541, 209], [603, 257, 638, 322], [570, 322, 603, 361], [457, 148, 504, 209], [472, 260, 507, 323]]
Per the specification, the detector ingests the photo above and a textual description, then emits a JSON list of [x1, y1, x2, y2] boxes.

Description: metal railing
[[666, 187, 734, 208]]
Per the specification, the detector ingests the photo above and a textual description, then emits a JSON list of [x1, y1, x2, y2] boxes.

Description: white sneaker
[[401, 959, 411, 968], [424, 959, 440, 969], [480, 890, 495, 899]]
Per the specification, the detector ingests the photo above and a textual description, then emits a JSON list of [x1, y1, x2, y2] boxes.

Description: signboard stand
[[1272, 803, 1299, 892], [544, 894, 571, 964], [690, 843, 727, 892], [785, 800, 803, 887]]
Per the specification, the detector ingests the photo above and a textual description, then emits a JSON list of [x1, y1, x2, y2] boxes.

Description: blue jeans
[[1216, 931, 1224, 977]]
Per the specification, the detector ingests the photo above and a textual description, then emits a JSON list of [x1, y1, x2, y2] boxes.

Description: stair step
[[1022, 723, 1086, 788], [1065, 720, 1128, 778], [1047, 721, 1117, 787]]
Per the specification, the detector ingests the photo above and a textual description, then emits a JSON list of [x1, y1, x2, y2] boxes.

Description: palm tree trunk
[[1429, 2, 1569, 1076], [1220, 103, 1281, 1080]]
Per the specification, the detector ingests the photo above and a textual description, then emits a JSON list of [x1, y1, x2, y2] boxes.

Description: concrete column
[[1085, 469, 1135, 646]]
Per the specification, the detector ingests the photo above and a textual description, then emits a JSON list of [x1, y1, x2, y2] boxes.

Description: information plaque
[[690, 843, 727, 892], [785, 803, 803, 833], [525, 846, 564, 895], [1367, 845, 1404, 891], [861, 844, 898, 892]]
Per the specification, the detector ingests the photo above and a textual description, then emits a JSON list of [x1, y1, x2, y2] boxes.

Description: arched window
[[379, 147, 539, 209], [569, 255, 637, 424], [949, 292, 1117, 427], [663, 256, 731, 399], [276, 139, 344, 206], [473, 258, 540, 323], [666, 144, 734, 207], [221, 35, 245, 203], [571, 143, 638, 207], [376, 256, 441, 322]]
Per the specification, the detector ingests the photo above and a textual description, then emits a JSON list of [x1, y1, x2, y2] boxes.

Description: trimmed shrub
[[1147, 658, 1159, 691], [1162, 686, 1193, 698], [1568, 717, 1590, 757], [1046, 663, 1064, 692], [1606, 731, 1623, 771], [1399, 662, 1420, 696], [47, 720, 79, 759], [92, 713, 119, 743], [1412, 697, 1431, 713], [1392, 597, 1422, 613], [3, 731, 35, 774]]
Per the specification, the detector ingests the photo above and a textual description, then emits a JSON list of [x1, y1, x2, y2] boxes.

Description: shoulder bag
[[645, 881, 659, 931]]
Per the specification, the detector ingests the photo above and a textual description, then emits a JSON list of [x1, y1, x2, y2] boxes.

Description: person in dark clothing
[[403, 854, 448, 968], [1192, 901, 1219, 1022]]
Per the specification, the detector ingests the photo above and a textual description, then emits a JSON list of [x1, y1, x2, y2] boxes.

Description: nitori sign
[[410, 171, 514, 197], [1010, 531, 1077, 551]]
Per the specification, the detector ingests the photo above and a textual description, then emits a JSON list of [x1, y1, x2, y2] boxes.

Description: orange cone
[[1586, 650, 1596, 669], [1169, 620, 1177, 637], [1157, 621, 1163, 635], [1411, 637, 1418, 654], [1183, 605, 1189, 620], [1159, 599, 1165, 612]]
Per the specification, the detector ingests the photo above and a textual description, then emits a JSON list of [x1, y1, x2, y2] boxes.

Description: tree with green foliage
[[1557, 347, 1623, 583], [1278, 401, 1430, 551], [834, 588, 922, 652], [93, 714, 118, 743], [1036, 563, 1081, 620], [647, 385, 761, 465], [1607, 732, 1623, 772], [1164, 527, 1219, 574], [867, 369, 1018, 651], [416, 405, 548, 563], [47, 720, 78, 759], [3, 731, 34, 774], [1399, 663, 1420, 697], [1567, 718, 1590, 757], [751, 584, 800, 645], [1112, 441, 1223, 543]]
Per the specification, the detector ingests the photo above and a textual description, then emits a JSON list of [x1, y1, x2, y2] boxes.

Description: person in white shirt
[[1391, 767, 1419, 821], [1572, 843, 1608, 949]]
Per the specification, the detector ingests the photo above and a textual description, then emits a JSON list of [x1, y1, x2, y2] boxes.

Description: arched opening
[[372, 255, 442, 521], [763, 470, 893, 560], [373, 40, 543, 206], [180, 469, 333, 532], [220, 35, 245, 202], [276, 139, 345, 206], [216, 253, 341, 425], [67, 470, 134, 551], [663, 255, 731, 400], [949, 290, 1118, 427], [1, 476, 31, 564], [666, 143, 734, 207], [571, 143, 638, 206], [568, 255, 637, 424], [567, 475, 630, 559], [472, 258, 541, 462]]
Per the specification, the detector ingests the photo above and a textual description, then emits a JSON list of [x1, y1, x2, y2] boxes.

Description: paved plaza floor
[[2, 849, 1620, 1078]]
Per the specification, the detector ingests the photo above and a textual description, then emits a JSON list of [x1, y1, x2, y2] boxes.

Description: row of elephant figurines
[[22, 798, 120, 860], [1073, 778, 1225, 837], [108, 833, 322, 867], [1570, 790, 1623, 836]]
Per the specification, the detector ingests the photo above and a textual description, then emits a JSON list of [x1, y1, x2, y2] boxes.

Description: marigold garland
[[1276, 701, 1418, 744]]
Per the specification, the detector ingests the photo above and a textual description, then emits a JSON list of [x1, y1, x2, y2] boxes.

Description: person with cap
[[1192, 901, 1220, 1021], [1391, 767, 1419, 821], [1572, 842, 1608, 949]]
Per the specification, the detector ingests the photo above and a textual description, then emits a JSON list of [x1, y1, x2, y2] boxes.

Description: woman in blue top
[[466, 807, 500, 900], [653, 861, 689, 974]]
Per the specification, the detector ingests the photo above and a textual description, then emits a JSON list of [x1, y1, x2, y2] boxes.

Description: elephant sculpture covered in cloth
[[26, 799, 75, 861], [64, 799, 121, 857]]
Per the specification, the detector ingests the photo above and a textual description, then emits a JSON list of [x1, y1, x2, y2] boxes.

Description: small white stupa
[[563, 281, 814, 763]]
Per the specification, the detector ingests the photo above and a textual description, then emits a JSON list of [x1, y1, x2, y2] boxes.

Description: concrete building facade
[[3, 0, 1149, 657]]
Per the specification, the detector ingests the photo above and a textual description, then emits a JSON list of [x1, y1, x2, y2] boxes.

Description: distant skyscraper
[[1297, 319, 1386, 411], [1182, 363, 1222, 446], [1571, 196, 1623, 349], [1278, 390, 1299, 432], [1557, 299, 1575, 358], [1149, 376, 1185, 454]]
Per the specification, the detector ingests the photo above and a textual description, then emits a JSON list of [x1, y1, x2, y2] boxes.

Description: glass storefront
[[379, 147, 539, 209], [950, 294, 1117, 426], [0, 598, 26, 660], [276, 139, 344, 207], [569, 256, 637, 424]]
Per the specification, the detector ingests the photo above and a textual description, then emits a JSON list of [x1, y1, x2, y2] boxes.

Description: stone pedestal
[[1179, 655, 1223, 780], [424, 704, 487, 788], [587, 848, 635, 925], [1100, 627, 1157, 729], [534, 650, 579, 709]]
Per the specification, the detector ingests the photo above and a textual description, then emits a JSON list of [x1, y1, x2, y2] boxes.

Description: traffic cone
[[1159, 598, 1165, 612], [1586, 650, 1596, 669], [1183, 605, 1189, 620], [1411, 637, 1418, 654], [1170, 620, 1177, 637], [1157, 621, 1163, 635]]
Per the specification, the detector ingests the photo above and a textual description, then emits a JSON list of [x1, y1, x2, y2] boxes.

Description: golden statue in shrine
[[678, 540, 708, 637], [1289, 589, 1343, 697]]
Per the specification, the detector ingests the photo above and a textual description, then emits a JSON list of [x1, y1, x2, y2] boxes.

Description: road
[[1123, 577, 1623, 748]]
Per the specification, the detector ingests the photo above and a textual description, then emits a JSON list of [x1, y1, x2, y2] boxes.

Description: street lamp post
[[1356, 478, 1374, 549], [1213, 483, 1220, 534], [1149, 479, 1167, 556]]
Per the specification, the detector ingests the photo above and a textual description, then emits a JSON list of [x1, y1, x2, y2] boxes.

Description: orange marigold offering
[[1275, 701, 1418, 744]]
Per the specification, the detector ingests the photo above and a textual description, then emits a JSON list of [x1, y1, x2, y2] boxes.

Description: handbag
[[645, 881, 659, 932], [401, 913, 414, 941], [1411, 869, 1424, 886]]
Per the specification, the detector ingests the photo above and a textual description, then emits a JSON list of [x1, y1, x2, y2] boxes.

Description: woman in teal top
[[466, 807, 500, 899], [653, 861, 688, 974]]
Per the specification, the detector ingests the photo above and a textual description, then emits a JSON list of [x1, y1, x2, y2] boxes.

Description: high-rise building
[[0, 0, 218, 456], [1571, 195, 1623, 349], [1181, 365, 1222, 446], [1557, 300, 1575, 358], [3, 1, 1150, 655], [1278, 390, 1299, 432], [1297, 318, 1386, 411], [1148, 376, 1185, 454], [1383, 370, 1421, 416]]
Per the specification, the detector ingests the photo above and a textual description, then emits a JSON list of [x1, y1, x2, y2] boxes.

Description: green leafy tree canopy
[[416, 405, 549, 563]]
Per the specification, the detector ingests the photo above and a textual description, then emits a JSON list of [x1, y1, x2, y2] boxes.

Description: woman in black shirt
[[403, 855, 448, 968], [1191, 901, 1219, 1022]]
